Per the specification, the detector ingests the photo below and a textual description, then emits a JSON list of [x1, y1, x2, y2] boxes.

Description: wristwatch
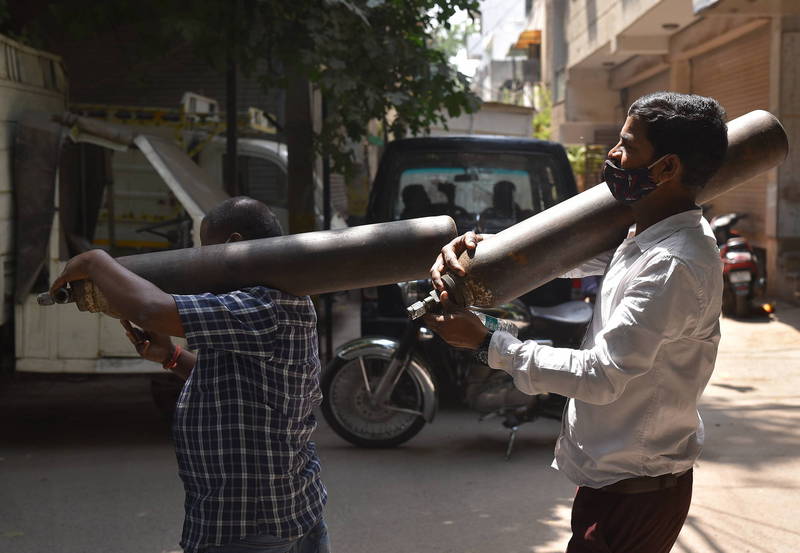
[[475, 331, 494, 366]]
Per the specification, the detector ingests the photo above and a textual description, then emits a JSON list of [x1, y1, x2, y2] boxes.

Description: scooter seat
[[529, 301, 593, 326]]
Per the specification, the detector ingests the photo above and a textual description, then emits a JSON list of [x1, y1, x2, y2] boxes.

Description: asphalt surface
[[1, 304, 798, 553]]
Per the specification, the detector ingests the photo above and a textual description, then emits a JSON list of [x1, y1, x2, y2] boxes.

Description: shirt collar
[[632, 208, 703, 252]]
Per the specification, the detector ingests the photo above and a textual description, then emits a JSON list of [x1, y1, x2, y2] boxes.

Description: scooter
[[709, 213, 772, 317], [320, 279, 592, 458]]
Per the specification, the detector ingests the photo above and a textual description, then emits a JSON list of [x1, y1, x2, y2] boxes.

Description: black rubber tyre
[[734, 294, 750, 318], [321, 351, 428, 448], [722, 286, 751, 318], [722, 286, 735, 317]]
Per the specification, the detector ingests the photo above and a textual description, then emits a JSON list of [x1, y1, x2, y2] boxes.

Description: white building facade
[[468, 0, 541, 106]]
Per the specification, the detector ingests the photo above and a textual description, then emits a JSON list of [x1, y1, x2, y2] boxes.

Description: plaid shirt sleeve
[[173, 288, 282, 357]]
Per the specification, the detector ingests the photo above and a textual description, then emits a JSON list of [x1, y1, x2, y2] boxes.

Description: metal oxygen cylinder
[[38, 216, 458, 314], [38, 280, 123, 318], [410, 110, 789, 316]]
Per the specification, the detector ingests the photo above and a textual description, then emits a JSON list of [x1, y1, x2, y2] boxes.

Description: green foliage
[[566, 144, 606, 184], [566, 145, 587, 175], [532, 86, 552, 140], [27, 0, 482, 173]]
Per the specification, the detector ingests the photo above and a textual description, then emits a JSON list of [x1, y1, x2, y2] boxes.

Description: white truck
[[0, 35, 67, 373], [1, 36, 336, 388]]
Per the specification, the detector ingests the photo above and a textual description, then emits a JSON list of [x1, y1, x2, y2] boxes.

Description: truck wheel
[[321, 351, 428, 448]]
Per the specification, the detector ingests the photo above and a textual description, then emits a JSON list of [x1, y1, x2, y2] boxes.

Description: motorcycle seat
[[529, 300, 593, 326]]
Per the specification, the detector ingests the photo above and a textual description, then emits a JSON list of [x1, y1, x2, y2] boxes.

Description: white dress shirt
[[488, 209, 723, 487]]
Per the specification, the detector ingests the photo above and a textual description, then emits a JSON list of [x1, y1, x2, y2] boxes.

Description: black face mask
[[603, 154, 669, 204]]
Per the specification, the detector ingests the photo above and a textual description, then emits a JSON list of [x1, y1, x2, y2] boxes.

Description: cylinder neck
[[441, 273, 471, 307]]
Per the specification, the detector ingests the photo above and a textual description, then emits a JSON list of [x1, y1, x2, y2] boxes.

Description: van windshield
[[390, 151, 566, 233]]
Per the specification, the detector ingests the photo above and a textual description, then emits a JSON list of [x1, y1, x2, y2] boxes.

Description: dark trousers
[[567, 470, 693, 553], [201, 520, 330, 553]]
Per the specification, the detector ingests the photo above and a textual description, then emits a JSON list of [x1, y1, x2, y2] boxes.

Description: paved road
[[671, 306, 800, 553], [1, 306, 798, 553]]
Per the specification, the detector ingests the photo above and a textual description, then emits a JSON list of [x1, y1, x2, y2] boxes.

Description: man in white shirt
[[426, 92, 728, 553]]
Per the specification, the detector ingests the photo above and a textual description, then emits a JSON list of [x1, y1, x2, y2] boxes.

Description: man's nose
[[607, 143, 622, 160]]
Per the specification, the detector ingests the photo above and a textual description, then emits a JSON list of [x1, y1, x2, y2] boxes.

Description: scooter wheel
[[722, 287, 751, 318], [321, 352, 428, 448], [734, 294, 750, 318]]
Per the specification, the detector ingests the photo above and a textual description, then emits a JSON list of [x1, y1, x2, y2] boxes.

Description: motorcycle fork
[[370, 320, 419, 407]]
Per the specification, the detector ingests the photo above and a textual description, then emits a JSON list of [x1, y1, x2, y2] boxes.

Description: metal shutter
[[624, 70, 671, 111], [691, 25, 771, 246]]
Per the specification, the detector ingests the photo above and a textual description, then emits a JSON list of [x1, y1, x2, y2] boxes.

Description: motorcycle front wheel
[[321, 351, 428, 448]]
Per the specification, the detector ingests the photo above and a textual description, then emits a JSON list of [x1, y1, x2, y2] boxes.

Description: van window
[[388, 151, 565, 234]]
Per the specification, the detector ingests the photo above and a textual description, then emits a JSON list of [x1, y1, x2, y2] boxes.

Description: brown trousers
[[566, 470, 693, 553]]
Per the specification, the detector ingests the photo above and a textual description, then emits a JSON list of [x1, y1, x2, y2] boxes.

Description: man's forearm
[[488, 330, 651, 405], [79, 250, 184, 336]]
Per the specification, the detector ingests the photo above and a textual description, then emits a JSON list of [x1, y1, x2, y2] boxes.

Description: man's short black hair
[[204, 196, 284, 241], [628, 92, 728, 189]]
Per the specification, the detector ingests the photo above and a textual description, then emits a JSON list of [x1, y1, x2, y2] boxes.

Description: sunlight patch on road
[[532, 502, 572, 553]]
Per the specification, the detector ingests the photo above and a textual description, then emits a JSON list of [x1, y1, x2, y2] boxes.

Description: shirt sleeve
[[561, 249, 614, 278], [172, 288, 282, 357], [489, 254, 702, 404]]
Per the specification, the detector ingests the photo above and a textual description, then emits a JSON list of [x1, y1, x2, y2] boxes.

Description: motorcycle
[[321, 279, 593, 458], [709, 212, 772, 317]]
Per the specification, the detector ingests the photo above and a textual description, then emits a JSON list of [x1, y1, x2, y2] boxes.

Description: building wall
[[547, 0, 800, 300], [565, 0, 663, 69], [690, 23, 771, 246], [773, 15, 800, 300], [429, 101, 535, 137], [469, 0, 532, 103], [556, 67, 620, 144]]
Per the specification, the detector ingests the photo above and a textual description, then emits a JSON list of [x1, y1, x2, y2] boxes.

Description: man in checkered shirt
[[49, 197, 329, 553]]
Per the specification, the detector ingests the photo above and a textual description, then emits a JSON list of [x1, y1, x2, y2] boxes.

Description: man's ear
[[226, 232, 244, 243], [657, 154, 682, 183]]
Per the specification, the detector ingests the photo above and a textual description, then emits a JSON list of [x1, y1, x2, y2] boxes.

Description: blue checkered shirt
[[172, 287, 326, 553]]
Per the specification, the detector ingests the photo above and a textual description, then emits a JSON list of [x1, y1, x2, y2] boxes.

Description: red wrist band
[[163, 345, 182, 370]]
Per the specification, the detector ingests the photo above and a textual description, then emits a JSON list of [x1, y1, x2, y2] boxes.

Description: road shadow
[[316, 408, 574, 553], [698, 394, 800, 469], [0, 373, 172, 449], [723, 312, 772, 323], [2, 375, 578, 552], [712, 383, 756, 393], [721, 302, 800, 327], [676, 497, 800, 553], [774, 302, 800, 332]]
